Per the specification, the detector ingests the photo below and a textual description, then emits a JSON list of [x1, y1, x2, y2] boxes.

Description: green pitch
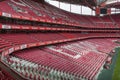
[[112, 48, 120, 80], [98, 48, 119, 80]]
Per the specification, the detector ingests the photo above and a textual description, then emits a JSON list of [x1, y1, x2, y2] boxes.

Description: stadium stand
[[0, 0, 120, 80], [2, 38, 116, 80], [0, 67, 14, 80], [0, 0, 119, 29]]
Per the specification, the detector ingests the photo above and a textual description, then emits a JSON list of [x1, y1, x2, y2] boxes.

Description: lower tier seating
[[0, 67, 14, 80], [3, 38, 117, 80]]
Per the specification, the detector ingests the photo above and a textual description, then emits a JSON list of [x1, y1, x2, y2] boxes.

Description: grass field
[[98, 48, 119, 80], [112, 48, 120, 80]]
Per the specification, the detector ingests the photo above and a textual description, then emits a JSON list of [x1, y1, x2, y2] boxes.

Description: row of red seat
[[0, 32, 119, 54], [87, 38, 117, 53], [0, 32, 81, 54], [1, 23, 120, 33], [0, 24, 82, 32], [42, 38, 117, 62]]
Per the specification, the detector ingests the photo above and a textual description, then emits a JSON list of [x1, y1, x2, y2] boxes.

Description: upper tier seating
[[0, 0, 118, 28]]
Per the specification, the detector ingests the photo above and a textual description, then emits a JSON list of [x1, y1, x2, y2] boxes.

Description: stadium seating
[[3, 38, 116, 80], [0, 31, 118, 80], [87, 39, 116, 53], [0, 0, 120, 80], [0, 67, 14, 80], [0, 39, 115, 80], [0, 0, 120, 28], [0, 32, 119, 54]]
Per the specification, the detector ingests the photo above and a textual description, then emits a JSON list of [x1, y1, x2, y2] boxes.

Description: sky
[[45, 0, 120, 15]]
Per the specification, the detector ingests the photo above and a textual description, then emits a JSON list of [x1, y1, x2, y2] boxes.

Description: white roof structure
[[106, 0, 120, 4]]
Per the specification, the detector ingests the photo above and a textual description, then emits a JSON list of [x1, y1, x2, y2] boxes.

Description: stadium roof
[[102, 0, 120, 8], [46, 0, 120, 9], [46, 0, 106, 10], [53, 0, 106, 7]]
